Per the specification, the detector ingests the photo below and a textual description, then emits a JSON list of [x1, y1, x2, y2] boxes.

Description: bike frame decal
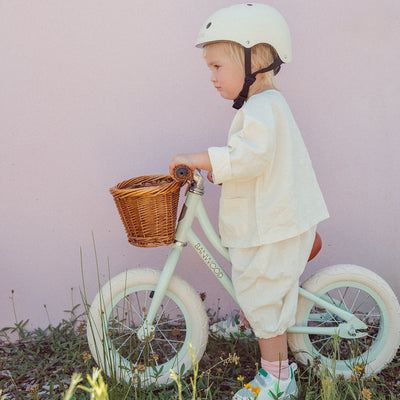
[[187, 228, 238, 303], [194, 242, 223, 278]]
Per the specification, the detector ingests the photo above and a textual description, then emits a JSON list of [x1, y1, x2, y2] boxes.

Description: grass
[[0, 306, 399, 400], [1, 241, 399, 399]]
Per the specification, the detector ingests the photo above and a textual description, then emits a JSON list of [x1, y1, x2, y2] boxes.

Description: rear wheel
[[87, 268, 208, 387], [288, 265, 400, 378]]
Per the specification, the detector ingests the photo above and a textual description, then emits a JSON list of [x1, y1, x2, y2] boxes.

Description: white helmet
[[196, 3, 292, 109], [196, 3, 292, 63]]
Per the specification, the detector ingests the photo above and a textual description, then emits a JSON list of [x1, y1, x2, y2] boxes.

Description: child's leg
[[259, 333, 289, 380], [231, 229, 316, 400], [258, 332, 287, 361], [230, 227, 317, 375]]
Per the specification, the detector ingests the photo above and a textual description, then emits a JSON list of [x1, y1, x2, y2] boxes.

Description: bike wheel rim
[[102, 284, 193, 383], [302, 281, 389, 371]]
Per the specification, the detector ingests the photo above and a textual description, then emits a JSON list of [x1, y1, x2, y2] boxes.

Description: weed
[[1, 240, 399, 399], [1, 314, 399, 399]]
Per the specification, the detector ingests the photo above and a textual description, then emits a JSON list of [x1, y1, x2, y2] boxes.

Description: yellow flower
[[242, 383, 261, 398], [251, 386, 261, 398], [237, 375, 244, 382], [353, 364, 365, 376], [361, 388, 372, 400], [136, 363, 146, 374]]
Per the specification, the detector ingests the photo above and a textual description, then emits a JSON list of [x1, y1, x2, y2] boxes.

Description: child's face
[[204, 43, 244, 101]]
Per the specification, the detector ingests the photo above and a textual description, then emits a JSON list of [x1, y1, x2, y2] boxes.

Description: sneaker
[[209, 314, 253, 339], [233, 364, 298, 400]]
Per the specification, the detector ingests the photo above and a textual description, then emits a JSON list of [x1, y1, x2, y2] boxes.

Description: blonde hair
[[204, 41, 279, 90]]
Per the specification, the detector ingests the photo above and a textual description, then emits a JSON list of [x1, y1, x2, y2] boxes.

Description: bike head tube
[[189, 170, 205, 195]]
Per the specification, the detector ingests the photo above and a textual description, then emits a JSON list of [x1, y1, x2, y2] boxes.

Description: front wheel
[[87, 268, 208, 387], [288, 264, 400, 378]]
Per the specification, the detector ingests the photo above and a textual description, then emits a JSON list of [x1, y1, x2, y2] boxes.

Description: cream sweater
[[208, 90, 329, 248]]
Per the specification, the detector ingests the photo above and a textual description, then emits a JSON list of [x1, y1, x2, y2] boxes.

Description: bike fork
[[136, 244, 184, 341], [289, 288, 368, 338]]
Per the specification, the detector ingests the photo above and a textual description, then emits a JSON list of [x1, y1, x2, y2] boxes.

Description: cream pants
[[229, 226, 317, 339]]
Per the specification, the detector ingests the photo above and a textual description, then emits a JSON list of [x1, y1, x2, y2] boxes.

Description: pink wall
[[1, 0, 399, 329]]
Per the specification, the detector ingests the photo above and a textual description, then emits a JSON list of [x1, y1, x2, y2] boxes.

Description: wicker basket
[[110, 175, 183, 247]]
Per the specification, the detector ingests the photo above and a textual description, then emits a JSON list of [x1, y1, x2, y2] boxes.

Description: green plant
[[1, 238, 399, 399], [1, 309, 399, 399], [63, 368, 109, 400]]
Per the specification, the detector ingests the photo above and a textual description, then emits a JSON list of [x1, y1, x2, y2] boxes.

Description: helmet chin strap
[[233, 47, 283, 110]]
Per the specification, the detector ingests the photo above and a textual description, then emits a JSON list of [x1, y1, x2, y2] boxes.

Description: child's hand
[[169, 154, 195, 180], [169, 151, 212, 179], [207, 171, 222, 186]]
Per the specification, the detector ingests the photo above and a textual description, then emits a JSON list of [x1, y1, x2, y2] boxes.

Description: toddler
[[169, 4, 329, 399]]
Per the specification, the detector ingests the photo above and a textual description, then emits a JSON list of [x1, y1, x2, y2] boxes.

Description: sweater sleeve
[[208, 111, 276, 184]]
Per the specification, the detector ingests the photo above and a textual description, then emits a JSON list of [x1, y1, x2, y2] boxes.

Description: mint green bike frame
[[137, 171, 367, 341]]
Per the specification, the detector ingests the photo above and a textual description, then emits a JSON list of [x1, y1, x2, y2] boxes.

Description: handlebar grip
[[176, 167, 188, 180], [172, 164, 193, 183]]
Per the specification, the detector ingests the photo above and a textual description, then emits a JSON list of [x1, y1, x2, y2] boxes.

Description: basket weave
[[110, 175, 183, 247]]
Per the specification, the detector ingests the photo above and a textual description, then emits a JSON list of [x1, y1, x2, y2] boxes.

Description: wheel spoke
[[306, 284, 384, 362], [291, 265, 400, 379], [105, 288, 189, 372], [156, 327, 179, 353], [154, 297, 172, 325], [109, 315, 136, 333], [154, 336, 172, 362], [124, 344, 145, 365], [310, 336, 332, 345], [86, 270, 211, 388], [114, 331, 136, 353], [157, 316, 186, 326], [326, 293, 345, 324], [337, 287, 350, 310], [123, 292, 142, 320], [349, 289, 361, 313], [363, 305, 379, 324], [317, 338, 334, 355]]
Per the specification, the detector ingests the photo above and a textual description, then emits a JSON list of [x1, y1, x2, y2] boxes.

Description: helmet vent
[[206, 22, 212, 29], [247, 3, 254, 6]]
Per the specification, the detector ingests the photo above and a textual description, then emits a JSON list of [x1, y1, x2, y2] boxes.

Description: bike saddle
[[308, 232, 322, 261]]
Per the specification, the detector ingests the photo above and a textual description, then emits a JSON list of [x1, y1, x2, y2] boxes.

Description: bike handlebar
[[171, 164, 194, 183]]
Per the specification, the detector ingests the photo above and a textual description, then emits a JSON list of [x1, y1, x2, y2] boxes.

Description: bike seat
[[308, 232, 322, 261]]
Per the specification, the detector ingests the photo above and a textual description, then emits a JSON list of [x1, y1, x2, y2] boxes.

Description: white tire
[[288, 265, 400, 378], [87, 268, 208, 387]]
